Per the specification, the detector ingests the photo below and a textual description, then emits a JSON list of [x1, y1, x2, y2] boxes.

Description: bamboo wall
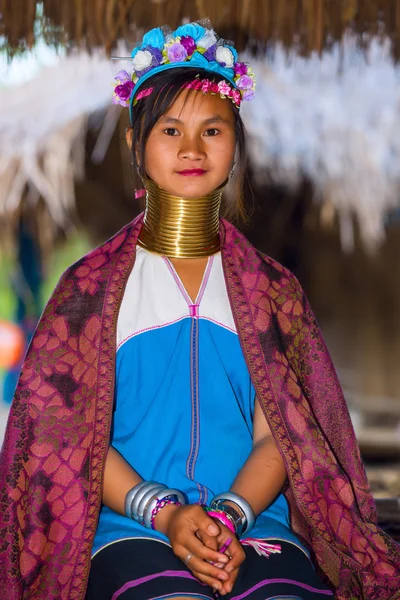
[[2, 0, 400, 57]]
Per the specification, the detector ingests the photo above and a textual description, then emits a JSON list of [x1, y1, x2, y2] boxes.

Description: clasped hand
[[154, 504, 245, 595]]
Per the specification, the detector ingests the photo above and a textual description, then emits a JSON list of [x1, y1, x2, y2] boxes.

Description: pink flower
[[180, 36, 196, 57], [217, 80, 232, 96], [236, 75, 254, 90], [232, 89, 241, 105], [234, 62, 248, 76], [201, 79, 212, 93], [167, 42, 188, 63], [211, 82, 219, 93]]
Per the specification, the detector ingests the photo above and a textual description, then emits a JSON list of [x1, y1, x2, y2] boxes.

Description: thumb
[[206, 520, 220, 536], [198, 514, 220, 536]]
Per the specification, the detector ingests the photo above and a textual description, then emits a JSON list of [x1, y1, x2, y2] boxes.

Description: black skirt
[[86, 538, 334, 600]]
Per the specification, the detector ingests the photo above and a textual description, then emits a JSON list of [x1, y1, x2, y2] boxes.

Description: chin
[[174, 179, 223, 198]]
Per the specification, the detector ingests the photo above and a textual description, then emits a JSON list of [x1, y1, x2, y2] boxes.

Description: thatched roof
[[2, 0, 400, 57]]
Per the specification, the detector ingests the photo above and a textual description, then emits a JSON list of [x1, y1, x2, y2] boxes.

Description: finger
[[186, 536, 230, 565], [219, 567, 239, 595], [186, 554, 230, 583], [223, 541, 245, 573], [197, 531, 218, 551], [191, 571, 224, 593], [196, 512, 221, 538]]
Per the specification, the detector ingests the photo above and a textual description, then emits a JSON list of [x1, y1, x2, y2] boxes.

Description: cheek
[[144, 136, 170, 171], [212, 137, 236, 168]]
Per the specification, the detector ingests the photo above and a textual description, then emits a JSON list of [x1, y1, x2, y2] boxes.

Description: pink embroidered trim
[[163, 257, 191, 304], [189, 304, 200, 317], [117, 314, 236, 350], [117, 315, 188, 350], [200, 316, 236, 334], [196, 256, 214, 305], [163, 255, 214, 312]]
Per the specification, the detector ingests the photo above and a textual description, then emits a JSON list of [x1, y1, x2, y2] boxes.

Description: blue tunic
[[92, 247, 308, 558]]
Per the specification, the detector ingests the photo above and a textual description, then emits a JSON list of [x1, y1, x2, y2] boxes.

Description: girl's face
[[144, 89, 236, 198]]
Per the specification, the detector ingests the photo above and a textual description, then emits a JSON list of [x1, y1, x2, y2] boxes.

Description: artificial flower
[[174, 23, 206, 42], [180, 36, 196, 57], [167, 42, 188, 63], [141, 27, 165, 50], [201, 80, 213, 93], [232, 89, 241, 105], [145, 46, 163, 65], [217, 80, 232, 96], [234, 62, 248, 76], [113, 81, 135, 106], [216, 46, 235, 68], [114, 70, 131, 83], [132, 50, 153, 72], [243, 89, 256, 101], [197, 30, 218, 50], [236, 74, 254, 90], [203, 44, 217, 61], [211, 82, 219, 93]]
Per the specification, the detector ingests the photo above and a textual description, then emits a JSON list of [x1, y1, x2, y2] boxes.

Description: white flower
[[216, 46, 234, 68], [132, 50, 153, 72], [197, 30, 217, 50]]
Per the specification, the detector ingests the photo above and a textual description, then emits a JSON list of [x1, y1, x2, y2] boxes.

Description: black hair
[[129, 67, 249, 221]]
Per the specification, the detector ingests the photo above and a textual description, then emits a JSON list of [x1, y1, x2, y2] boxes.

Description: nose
[[177, 136, 206, 162]]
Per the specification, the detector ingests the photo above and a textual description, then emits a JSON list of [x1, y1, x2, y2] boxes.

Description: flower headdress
[[112, 20, 256, 116]]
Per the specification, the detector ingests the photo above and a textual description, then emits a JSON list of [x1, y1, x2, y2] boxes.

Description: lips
[[176, 169, 207, 176]]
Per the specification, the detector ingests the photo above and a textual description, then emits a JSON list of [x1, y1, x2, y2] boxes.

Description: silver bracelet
[[137, 484, 166, 524], [211, 492, 255, 535], [131, 482, 164, 521], [210, 502, 244, 536], [142, 488, 188, 530], [124, 481, 148, 519]]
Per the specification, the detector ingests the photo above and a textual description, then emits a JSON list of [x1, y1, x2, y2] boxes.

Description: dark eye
[[164, 128, 179, 136], [204, 128, 220, 137]]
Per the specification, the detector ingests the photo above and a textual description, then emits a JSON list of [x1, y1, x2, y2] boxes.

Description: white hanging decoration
[[0, 50, 120, 228], [241, 33, 400, 249]]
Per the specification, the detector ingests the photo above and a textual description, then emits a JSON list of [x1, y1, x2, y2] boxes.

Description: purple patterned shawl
[[0, 215, 399, 600]]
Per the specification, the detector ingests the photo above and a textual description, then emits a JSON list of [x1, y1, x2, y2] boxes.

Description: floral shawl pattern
[[0, 215, 399, 599]]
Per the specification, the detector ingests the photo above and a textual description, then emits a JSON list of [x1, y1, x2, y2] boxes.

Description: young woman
[[0, 22, 399, 600]]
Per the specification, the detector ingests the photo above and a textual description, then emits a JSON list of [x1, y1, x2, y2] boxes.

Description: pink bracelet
[[207, 509, 236, 534], [151, 498, 181, 530]]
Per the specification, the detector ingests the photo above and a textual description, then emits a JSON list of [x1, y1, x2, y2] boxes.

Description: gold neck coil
[[137, 177, 223, 258]]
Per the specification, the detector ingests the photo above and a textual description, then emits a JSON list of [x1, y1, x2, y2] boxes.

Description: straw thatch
[[2, 0, 400, 57]]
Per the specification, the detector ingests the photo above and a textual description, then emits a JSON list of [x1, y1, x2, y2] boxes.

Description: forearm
[[230, 436, 286, 516], [102, 446, 181, 532], [102, 445, 142, 515]]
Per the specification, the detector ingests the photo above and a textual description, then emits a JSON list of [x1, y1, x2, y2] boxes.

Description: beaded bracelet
[[151, 498, 182, 530], [206, 509, 236, 534]]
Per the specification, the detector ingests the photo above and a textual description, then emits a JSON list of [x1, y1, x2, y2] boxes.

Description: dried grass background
[[2, 0, 400, 57]]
